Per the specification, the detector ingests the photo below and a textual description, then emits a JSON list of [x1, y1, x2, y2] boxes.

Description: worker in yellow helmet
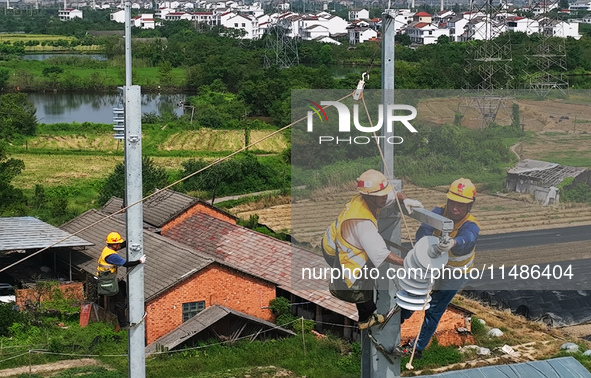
[[399, 178, 480, 359], [322, 169, 423, 330], [97, 232, 146, 331]]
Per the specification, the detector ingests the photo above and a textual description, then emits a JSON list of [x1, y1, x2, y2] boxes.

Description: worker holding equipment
[[400, 178, 480, 359], [97, 231, 146, 330], [322, 169, 423, 329]]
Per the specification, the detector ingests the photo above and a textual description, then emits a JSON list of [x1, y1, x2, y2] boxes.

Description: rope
[[0, 93, 353, 274], [359, 95, 416, 249]]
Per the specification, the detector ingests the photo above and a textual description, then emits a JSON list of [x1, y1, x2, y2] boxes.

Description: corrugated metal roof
[[0, 217, 93, 252], [508, 159, 588, 187], [145, 305, 294, 353], [163, 211, 359, 321], [101, 190, 235, 229], [59, 209, 214, 300], [422, 357, 591, 377]]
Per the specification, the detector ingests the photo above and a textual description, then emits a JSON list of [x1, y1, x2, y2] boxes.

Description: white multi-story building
[[447, 16, 468, 41], [156, 7, 175, 19], [348, 26, 377, 45], [302, 24, 330, 40], [192, 12, 219, 26], [222, 13, 261, 39], [507, 16, 537, 34], [58, 8, 83, 21], [133, 14, 155, 29], [570, 1, 591, 11], [541, 19, 582, 39], [165, 12, 192, 21], [348, 8, 369, 21], [406, 22, 449, 44], [394, 9, 414, 33], [110, 9, 125, 23]]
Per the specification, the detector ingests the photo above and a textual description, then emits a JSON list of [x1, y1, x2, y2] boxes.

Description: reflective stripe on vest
[[434, 208, 479, 269], [97, 246, 118, 274], [321, 194, 378, 287]]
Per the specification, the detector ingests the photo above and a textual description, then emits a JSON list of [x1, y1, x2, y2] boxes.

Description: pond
[[26, 92, 186, 124]]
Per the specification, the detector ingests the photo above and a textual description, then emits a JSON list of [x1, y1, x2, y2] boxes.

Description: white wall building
[[58, 8, 83, 21], [348, 26, 377, 45], [165, 12, 192, 21], [570, 1, 591, 11], [133, 14, 156, 29], [348, 8, 369, 21], [447, 16, 468, 41], [110, 9, 125, 23], [406, 22, 449, 44], [156, 7, 175, 19]]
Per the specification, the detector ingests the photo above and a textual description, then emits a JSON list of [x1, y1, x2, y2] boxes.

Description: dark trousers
[[356, 300, 377, 323], [112, 281, 128, 328], [323, 246, 377, 323]]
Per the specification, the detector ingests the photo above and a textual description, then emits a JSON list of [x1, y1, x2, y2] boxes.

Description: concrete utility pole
[[360, 8, 401, 378], [124, 0, 145, 376]]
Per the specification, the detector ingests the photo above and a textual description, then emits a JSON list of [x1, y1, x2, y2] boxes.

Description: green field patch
[[159, 129, 287, 153]]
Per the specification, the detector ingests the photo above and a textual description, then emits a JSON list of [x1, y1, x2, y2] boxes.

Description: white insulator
[[396, 236, 449, 310]]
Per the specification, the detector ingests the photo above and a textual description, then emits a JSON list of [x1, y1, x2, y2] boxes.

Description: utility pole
[[360, 7, 401, 378], [124, 0, 145, 376]]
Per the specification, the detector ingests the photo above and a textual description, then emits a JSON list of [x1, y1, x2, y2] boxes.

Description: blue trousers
[[400, 276, 468, 351]]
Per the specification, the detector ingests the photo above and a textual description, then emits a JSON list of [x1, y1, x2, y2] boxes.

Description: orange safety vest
[[322, 194, 379, 287], [97, 246, 118, 274], [434, 207, 480, 269]]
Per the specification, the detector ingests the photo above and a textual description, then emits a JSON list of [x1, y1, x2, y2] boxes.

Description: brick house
[[60, 190, 475, 347], [58, 209, 281, 346]]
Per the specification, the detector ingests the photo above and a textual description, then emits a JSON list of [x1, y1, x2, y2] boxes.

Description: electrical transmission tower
[[526, 0, 568, 97], [461, 0, 513, 128], [263, 24, 299, 68]]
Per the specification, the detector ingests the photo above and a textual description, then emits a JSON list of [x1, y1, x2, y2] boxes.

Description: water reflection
[[26, 92, 185, 124], [22, 54, 108, 61]]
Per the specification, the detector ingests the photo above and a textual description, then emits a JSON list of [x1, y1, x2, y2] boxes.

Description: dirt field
[[416, 96, 591, 133]]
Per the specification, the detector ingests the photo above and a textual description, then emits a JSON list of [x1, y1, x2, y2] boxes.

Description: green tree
[[158, 60, 174, 87], [0, 93, 38, 139], [0, 142, 26, 214], [0, 68, 9, 89], [98, 156, 169, 205]]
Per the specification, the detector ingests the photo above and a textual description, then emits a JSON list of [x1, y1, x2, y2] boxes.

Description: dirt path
[[0, 358, 104, 377]]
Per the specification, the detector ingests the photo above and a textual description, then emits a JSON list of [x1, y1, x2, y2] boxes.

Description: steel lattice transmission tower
[[263, 24, 299, 68], [526, 0, 568, 97], [461, 0, 513, 128]]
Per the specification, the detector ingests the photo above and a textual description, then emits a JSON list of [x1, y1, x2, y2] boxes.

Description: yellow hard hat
[[447, 178, 476, 204], [106, 232, 124, 244], [356, 169, 393, 196]]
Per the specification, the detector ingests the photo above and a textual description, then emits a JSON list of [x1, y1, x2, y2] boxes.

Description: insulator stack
[[396, 236, 449, 311]]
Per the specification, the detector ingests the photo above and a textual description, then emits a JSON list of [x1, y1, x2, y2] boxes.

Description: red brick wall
[[401, 307, 474, 347], [161, 203, 235, 233], [16, 282, 84, 310], [145, 264, 275, 344]]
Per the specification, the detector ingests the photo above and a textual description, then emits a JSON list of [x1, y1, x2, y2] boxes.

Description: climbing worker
[[399, 178, 480, 359], [96, 231, 146, 331], [321, 169, 423, 330]]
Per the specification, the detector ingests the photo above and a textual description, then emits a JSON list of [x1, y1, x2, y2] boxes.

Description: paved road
[[477, 225, 591, 251]]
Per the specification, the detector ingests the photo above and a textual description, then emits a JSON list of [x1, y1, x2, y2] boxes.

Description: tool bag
[[327, 248, 374, 303], [97, 271, 119, 296]]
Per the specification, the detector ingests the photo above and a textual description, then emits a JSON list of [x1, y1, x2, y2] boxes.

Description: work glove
[[436, 238, 455, 255], [139, 254, 147, 264], [403, 198, 423, 214]]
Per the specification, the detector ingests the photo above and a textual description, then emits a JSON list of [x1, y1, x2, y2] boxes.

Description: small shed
[[506, 159, 591, 205]]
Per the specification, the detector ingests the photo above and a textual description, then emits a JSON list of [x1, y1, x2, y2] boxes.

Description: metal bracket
[[128, 135, 140, 143], [129, 243, 142, 252], [368, 332, 400, 364], [379, 305, 402, 330], [407, 207, 453, 240]]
